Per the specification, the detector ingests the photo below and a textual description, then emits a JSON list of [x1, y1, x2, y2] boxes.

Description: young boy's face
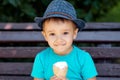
[[42, 18, 78, 55]]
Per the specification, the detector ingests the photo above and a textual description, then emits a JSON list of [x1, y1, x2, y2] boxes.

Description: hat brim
[[73, 19, 85, 31], [34, 17, 44, 31], [34, 17, 85, 31]]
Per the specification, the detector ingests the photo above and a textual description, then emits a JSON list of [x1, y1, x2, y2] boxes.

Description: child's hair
[[42, 17, 77, 31]]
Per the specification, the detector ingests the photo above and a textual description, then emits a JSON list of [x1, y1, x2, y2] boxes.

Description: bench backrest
[[0, 23, 120, 80]]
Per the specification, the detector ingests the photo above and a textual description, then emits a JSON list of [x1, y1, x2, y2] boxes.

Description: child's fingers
[[50, 75, 67, 80], [50, 75, 61, 80], [59, 76, 67, 80]]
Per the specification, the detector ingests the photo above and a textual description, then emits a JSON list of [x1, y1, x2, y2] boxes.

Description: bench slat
[[97, 77, 120, 80], [96, 63, 120, 77], [0, 31, 120, 42], [0, 31, 44, 42], [0, 63, 120, 77], [0, 23, 39, 30], [0, 47, 120, 59], [0, 63, 32, 75], [0, 47, 43, 58], [0, 76, 120, 80], [85, 23, 120, 30], [0, 23, 120, 30], [0, 76, 32, 80], [76, 31, 120, 42]]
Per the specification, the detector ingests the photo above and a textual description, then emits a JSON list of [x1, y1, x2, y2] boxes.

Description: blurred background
[[0, 0, 120, 22]]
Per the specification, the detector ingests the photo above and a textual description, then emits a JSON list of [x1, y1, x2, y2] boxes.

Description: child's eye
[[63, 32, 69, 35], [49, 33, 55, 36]]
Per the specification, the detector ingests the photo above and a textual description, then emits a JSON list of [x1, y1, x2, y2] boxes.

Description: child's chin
[[54, 50, 68, 55]]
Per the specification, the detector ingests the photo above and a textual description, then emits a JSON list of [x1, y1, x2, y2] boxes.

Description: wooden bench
[[0, 23, 120, 80]]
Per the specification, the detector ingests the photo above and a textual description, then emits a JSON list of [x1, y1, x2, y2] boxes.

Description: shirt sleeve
[[31, 53, 44, 78], [81, 52, 98, 79]]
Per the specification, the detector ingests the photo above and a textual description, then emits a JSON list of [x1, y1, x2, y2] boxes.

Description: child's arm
[[88, 77, 97, 80], [34, 78, 44, 80]]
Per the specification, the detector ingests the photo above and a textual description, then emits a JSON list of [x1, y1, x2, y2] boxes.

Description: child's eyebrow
[[62, 29, 71, 31], [46, 30, 54, 33]]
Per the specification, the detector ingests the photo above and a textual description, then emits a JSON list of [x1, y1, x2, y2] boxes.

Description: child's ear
[[73, 28, 78, 39], [41, 31, 48, 41]]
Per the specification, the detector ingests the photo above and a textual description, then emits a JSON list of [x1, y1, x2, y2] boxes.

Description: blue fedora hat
[[35, 0, 85, 31]]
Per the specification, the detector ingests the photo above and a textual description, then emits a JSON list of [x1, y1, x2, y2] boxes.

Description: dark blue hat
[[35, 0, 85, 31]]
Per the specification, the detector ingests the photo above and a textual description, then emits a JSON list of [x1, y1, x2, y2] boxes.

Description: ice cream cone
[[53, 61, 68, 77]]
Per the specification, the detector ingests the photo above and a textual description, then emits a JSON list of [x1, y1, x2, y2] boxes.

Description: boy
[[31, 0, 98, 80]]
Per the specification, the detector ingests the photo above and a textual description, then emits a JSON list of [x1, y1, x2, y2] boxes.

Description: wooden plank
[[0, 47, 120, 59], [0, 76, 120, 80], [0, 23, 39, 30], [0, 47, 44, 58], [76, 31, 120, 42], [96, 63, 120, 77], [0, 63, 32, 75], [0, 31, 120, 43], [0, 31, 44, 42], [0, 23, 120, 30], [85, 23, 120, 30], [81, 47, 120, 59], [0, 76, 32, 80], [0, 63, 120, 77], [97, 77, 120, 80]]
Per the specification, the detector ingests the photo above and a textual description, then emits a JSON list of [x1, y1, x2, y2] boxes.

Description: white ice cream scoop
[[53, 61, 68, 77]]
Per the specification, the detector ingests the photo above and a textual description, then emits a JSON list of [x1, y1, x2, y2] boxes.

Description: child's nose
[[55, 36, 64, 44], [56, 36, 63, 41]]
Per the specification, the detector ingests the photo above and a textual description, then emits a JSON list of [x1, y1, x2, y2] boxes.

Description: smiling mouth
[[54, 43, 66, 46]]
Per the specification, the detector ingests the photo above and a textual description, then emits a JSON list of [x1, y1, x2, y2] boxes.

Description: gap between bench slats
[[0, 23, 120, 30], [0, 31, 120, 43], [0, 47, 120, 59], [0, 63, 119, 77]]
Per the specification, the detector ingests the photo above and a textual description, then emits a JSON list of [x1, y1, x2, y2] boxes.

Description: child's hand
[[50, 75, 67, 80]]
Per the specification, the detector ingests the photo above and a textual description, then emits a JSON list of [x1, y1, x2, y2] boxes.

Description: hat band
[[45, 12, 73, 20]]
